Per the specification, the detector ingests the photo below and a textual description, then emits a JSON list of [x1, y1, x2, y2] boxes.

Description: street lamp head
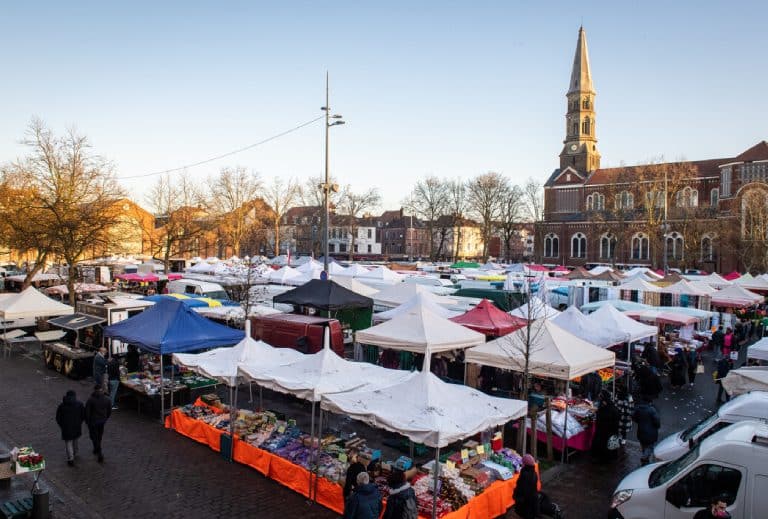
[[332, 114, 343, 119], [331, 120, 345, 126], [321, 106, 328, 111]]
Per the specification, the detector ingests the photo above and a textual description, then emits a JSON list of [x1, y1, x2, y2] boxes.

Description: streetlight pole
[[663, 168, 669, 275], [321, 72, 344, 274]]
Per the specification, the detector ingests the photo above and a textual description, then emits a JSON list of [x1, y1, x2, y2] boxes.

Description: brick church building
[[539, 27, 768, 273]]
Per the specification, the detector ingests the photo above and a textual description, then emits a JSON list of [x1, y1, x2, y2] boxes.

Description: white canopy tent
[[619, 278, 661, 292], [373, 283, 458, 308], [330, 276, 379, 297], [624, 267, 662, 280], [721, 367, 768, 397], [551, 306, 623, 348], [296, 259, 324, 274], [327, 262, 349, 276], [356, 305, 484, 353], [337, 264, 371, 278], [660, 280, 708, 296], [373, 293, 463, 321], [360, 265, 402, 283], [734, 273, 768, 291], [465, 319, 615, 380], [266, 266, 305, 285], [747, 338, 768, 362], [710, 284, 764, 307], [508, 298, 561, 320], [586, 304, 658, 344], [0, 287, 74, 320]]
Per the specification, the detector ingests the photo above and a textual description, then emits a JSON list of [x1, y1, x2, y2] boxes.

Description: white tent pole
[[259, 386, 263, 411], [230, 384, 238, 460], [249, 381, 253, 403], [431, 446, 440, 519], [307, 399, 316, 503], [313, 407, 324, 501], [160, 354, 165, 424], [561, 380, 569, 463]]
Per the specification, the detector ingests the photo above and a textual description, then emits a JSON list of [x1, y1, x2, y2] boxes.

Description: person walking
[[84, 385, 112, 463], [591, 390, 620, 461], [55, 390, 85, 467], [711, 326, 724, 360], [685, 346, 699, 387], [512, 454, 539, 519], [343, 472, 381, 519], [670, 348, 688, 390], [722, 328, 734, 360], [92, 347, 108, 391], [633, 396, 661, 466], [616, 387, 635, 446], [106, 355, 120, 410], [715, 356, 732, 405], [382, 469, 417, 519]]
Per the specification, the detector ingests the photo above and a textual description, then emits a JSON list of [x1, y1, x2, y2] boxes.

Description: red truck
[[249, 314, 345, 356]]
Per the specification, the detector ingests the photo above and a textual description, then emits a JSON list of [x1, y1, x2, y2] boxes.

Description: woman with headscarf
[[512, 454, 539, 519], [591, 390, 620, 461], [670, 347, 688, 390]]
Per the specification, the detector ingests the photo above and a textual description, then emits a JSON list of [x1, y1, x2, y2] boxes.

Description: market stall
[[508, 298, 561, 320], [372, 283, 458, 309], [42, 313, 106, 378], [721, 367, 768, 396], [552, 306, 624, 348], [747, 338, 768, 362], [448, 299, 526, 337], [0, 287, 74, 357], [376, 293, 463, 322], [103, 299, 244, 419], [465, 319, 615, 458], [710, 284, 764, 308]]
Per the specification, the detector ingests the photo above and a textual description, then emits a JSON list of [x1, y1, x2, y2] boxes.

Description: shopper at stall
[[93, 346, 108, 390], [711, 326, 725, 360], [685, 345, 699, 386], [55, 390, 85, 467], [84, 384, 112, 463], [635, 361, 663, 401], [592, 390, 620, 461], [343, 450, 367, 499], [512, 454, 539, 519], [722, 328, 734, 359], [670, 347, 688, 390], [641, 344, 663, 374], [125, 344, 141, 373], [382, 469, 417, 519], [106, 355, 120, 410], [715, 356, 732, 405], [616, 387, 634, 446], [633, 396, 661, 466], [343, 472, 381, 519]]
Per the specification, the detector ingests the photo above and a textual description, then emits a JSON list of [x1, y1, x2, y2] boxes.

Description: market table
[[42, 342, 93, 379], [165, 408, 531, 518], [4, 337, 39, 359]]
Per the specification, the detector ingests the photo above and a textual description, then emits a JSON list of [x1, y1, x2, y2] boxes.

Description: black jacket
[[55, 393, 85, 440], [716, 358, 731, 384], [343, 462, 367, 498], [633, 401, 661, 445], [382, 483, 417, 519], [107, 357, 120, 380], [85, 390, 112, 426], [513, 464, 539, 518], [344, 483, 382, 519], [93, 353, 107, 382]]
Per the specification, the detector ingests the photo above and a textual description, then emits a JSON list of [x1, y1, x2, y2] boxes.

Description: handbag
[[607, 434, 621, 450], [696, 362, 705, 374]]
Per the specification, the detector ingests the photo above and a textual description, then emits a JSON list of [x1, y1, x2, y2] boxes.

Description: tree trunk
[[273, 219, 280, 256]]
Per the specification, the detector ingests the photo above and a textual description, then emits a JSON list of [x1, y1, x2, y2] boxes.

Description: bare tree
[[1, 120, 125, 304], [206, 166, 262, 257], [738, 186, 768, 272], [466, 172, 510, 261], [497, 184, 524, 262], [146, 173, 209, 272], [521, 178, 544, 223], [447, 179, 467, 261], [403, 176, 449, 261], [337, 186, 381, 261], [262, 176, 300, 256]]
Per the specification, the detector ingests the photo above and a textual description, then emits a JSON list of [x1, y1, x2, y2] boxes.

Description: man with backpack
[[382, 470, 417, 519]]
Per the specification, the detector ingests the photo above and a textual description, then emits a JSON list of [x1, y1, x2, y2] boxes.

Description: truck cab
[[610, 420, 768, 518]]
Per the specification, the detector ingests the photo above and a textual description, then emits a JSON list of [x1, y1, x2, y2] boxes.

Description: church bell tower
[[559, 27, 601, 174]]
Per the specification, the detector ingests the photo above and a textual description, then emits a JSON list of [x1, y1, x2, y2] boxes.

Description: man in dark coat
[[592, 391, 621, 461], [344, 472, 381, 519], [633, 396, 661, 466], [382, 470, 417, 519], [343, 450, 367, 499], [716, 357, 731, 404], [513, 454, 539, 519], [711, 326, 724, 360], [92, 346, 108, 390], [55, 390, 85, 466], [84, 385, 112, 463]]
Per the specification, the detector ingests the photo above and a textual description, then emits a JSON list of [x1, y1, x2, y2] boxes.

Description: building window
[[544, 233, 559, 258], [572, 122, 578, 135], [367, 244, 372, 253], [571, 233, 587, 258], [665, 232, 684, 260], [676, 186, 699, 208], [340, 243, 347, 253], [582, 117, 591, 135], [721, 167, 732, 197], [645, 190, 664, 209], [600, 233, 616, 260], [615, 191, 634, 210], [701, 235, 714, 261], [586, 193, 604, 211], [710, 188, 719, 207], [582, 97, 590, 109], [367, 229, 372, 239], [631, 232, 649, 261]]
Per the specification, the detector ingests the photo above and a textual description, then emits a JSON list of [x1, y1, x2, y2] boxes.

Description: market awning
[[47, 313, 106, 330], [747, 338, 768, 362], [721, 367, 768, 396]]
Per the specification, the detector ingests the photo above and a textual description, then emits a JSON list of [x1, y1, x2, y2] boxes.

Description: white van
[[654, 391, 768, 461], [609, 421, 768, 519], [166, 279, 229, 300]]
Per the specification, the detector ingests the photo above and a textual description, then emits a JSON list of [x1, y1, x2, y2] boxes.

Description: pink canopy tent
[[723, 271, 742, 281], [116, 273, 160, 282], [449, 299, 526, 337]]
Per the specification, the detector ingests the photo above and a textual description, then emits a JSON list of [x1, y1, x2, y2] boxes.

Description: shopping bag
[[607, 434, 621, 451], [730, 351, 739, 361], [712, 370, 718, 381], [696, 363, 705, 374]]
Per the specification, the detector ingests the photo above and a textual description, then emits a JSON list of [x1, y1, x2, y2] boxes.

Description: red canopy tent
[[449, 299, 526, 337], [723, 271, 742, 281], [116, 273, 160, 282]]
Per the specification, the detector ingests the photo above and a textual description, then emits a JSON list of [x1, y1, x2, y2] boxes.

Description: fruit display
[[13, 447, 45, 473]]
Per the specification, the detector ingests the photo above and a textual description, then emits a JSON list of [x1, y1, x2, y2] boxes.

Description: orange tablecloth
[[167, 413, 529, 518]]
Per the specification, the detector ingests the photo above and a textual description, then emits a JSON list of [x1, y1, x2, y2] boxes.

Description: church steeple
[[560, 26, 601, 174]]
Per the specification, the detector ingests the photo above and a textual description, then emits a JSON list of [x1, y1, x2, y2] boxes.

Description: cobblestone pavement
[[0, 352, 337, 519]]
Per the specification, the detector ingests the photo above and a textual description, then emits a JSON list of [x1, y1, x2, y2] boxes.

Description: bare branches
[[337, 186, 381, 260], [466, 172, 510, 261], [262, 176, 299, 255], [206, 166, 263, 256]]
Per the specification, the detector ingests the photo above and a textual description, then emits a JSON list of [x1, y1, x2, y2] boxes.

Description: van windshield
[[680, 413, 718, 442], [649, 444, 700, 488], [205, 290, 229, 300]]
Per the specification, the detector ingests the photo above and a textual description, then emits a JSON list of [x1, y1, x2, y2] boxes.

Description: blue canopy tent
[[103, 298, 244, 419]]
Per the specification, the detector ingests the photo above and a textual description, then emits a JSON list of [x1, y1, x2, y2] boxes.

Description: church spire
[[559, 26, 600, 173], [568, 26, 594, 94]]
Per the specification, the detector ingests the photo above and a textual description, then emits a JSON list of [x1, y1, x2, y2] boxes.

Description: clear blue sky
[[1, 1, 765, 210]]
